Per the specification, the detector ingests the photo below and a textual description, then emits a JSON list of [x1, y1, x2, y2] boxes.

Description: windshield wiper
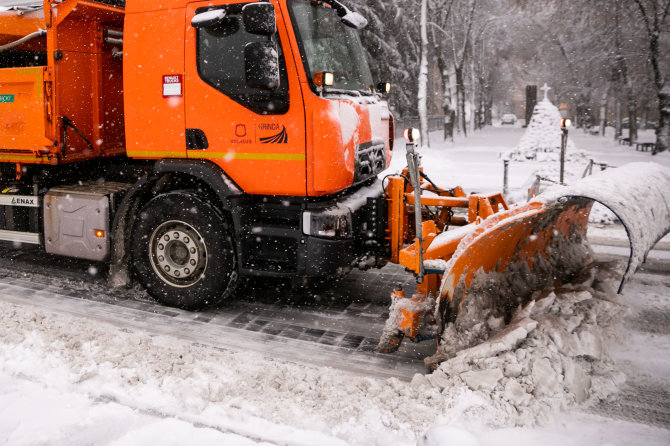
[[323, 88, 361, 97]]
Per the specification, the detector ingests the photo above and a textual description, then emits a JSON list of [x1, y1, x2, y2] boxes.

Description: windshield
[[288, 0, 373, 94]]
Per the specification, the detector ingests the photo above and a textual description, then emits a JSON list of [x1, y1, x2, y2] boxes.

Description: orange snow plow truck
[[1, 0, 669, 366]]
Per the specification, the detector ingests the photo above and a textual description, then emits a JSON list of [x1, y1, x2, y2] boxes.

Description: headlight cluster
[[302, 209, 353, 239]]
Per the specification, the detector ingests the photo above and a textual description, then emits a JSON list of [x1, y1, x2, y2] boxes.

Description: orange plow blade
[[431, 162, 670, 363]]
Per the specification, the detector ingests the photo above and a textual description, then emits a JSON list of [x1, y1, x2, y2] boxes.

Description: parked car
[[501, 114, 517, 125]]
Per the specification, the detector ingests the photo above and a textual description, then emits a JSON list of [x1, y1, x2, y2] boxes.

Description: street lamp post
[[560, 118, 571, 184]]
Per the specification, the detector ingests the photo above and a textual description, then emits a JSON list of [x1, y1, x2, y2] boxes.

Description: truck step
[[0, 229, 40, 245]]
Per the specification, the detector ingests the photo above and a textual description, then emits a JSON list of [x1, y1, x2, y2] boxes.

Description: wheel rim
[[149, 220, 208, 287]]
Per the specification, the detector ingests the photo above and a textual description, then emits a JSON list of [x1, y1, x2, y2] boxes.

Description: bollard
[[503, 159, 509, 196]]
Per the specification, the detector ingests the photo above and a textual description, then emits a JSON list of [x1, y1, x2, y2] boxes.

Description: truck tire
[[131, 192, 238, 309]]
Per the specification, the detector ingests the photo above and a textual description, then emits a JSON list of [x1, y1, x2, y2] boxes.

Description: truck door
[[184, 1, 307, 197]]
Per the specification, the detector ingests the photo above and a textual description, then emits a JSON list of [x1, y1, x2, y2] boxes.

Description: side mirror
[[242, 2, 276, 36], [340, 10, 367, 29], [191, 9, 226, 28], [244, 41, 279, 90]]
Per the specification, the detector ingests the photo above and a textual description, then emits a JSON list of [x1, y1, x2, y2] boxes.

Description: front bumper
[[233, 180, 388, 279]]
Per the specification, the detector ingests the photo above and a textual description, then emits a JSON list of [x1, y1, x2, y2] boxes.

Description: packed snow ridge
[[418, 262, 626, 431], [538, 162, 670, 289]]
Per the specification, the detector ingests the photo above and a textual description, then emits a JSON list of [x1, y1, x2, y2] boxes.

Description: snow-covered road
[[0, 255, 668, 445]]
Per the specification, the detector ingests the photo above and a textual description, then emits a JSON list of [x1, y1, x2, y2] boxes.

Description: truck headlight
[[302, 209, 353, 239]]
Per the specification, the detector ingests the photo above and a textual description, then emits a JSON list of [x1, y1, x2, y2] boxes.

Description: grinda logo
[[260, 125, 288, 144]]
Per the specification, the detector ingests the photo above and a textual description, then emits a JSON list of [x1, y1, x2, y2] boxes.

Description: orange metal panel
[[125, 0, 190, 13], [0, 0, 128, 165], [306, 91, 391, 195], [123, 6, 186, 159], [386, 176, 405, 264], [0, 67, 53, 160], [51, 0, 128, 161], [404, 194, 470, 208]]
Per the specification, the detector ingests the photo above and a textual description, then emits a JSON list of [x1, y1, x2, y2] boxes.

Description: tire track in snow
[[0, 270, 432, 381], [591, 384, 670, 429], [589, 269, 670, 429]]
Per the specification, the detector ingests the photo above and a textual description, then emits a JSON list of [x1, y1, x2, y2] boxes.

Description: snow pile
[[0, 266, 630, 444], [538, 162, 670, 289], [0, 301, 445, 445], [415, 262, 626, 429], [0, 263, 628, 445], [503, 99, 584, 163]]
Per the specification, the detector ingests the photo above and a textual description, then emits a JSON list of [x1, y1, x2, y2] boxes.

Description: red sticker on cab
[[162, 74, 183, 97]]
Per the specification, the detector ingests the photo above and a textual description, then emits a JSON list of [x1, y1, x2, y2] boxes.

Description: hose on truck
[[0, 29, 46, 52]]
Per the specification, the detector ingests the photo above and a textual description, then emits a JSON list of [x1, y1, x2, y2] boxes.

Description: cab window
[[196, 3, 289, 115]]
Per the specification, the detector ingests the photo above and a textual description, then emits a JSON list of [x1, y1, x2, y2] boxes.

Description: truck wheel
[[131, 192, 238, 309]]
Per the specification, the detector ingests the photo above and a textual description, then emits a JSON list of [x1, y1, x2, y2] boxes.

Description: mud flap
[[435, 162, 670, 358]]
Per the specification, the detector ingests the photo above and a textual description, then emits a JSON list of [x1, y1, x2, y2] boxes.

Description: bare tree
[[428, 0, 456, 140], [449, 0, 478, 136], [418, 0, 430, 146], [615, 0, 640, 144], [354, 0, 420, 118], [632, 0, 670, 153]]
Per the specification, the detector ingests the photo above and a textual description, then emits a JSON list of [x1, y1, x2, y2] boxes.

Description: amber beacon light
[[313, 71, 334, 87], [403, 128, 420, 143]]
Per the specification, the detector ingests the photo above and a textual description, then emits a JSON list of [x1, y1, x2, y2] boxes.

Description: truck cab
[[123, 0, 392, 196], [0, 0, 393, 308]]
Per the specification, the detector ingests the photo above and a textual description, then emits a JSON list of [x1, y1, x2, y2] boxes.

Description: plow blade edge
[[437, 162, 670, 331]]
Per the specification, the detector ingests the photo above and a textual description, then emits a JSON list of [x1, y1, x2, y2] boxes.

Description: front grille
[[354, 140, 386, 183]]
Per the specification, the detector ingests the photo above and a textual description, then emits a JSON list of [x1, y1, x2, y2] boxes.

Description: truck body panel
[[182, 0, 308, 196], [0, 67, 51, 162], [0, 0, 125, 163], [123, 5, 186, 160]]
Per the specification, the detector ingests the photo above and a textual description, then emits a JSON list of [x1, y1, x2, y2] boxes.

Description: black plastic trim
[[186, 128, 209, 150], [154, 158, 243, 202]]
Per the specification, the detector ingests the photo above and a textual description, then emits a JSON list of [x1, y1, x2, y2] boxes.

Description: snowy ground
[[1, 127, 669, 445]]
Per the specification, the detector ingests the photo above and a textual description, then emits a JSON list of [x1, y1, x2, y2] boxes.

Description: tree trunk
[[614, 97, 622, 140], [469, 53, 476, 133], [455, 65, 467, 136], [418, 0, 430, 147], [599, 87, 608, 136], [627, 93, 637, 144], [485, 98, 492, 126], [655, 85, 670, 154], [631, 0, 669, 153], [437, 55, 454, 141]]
